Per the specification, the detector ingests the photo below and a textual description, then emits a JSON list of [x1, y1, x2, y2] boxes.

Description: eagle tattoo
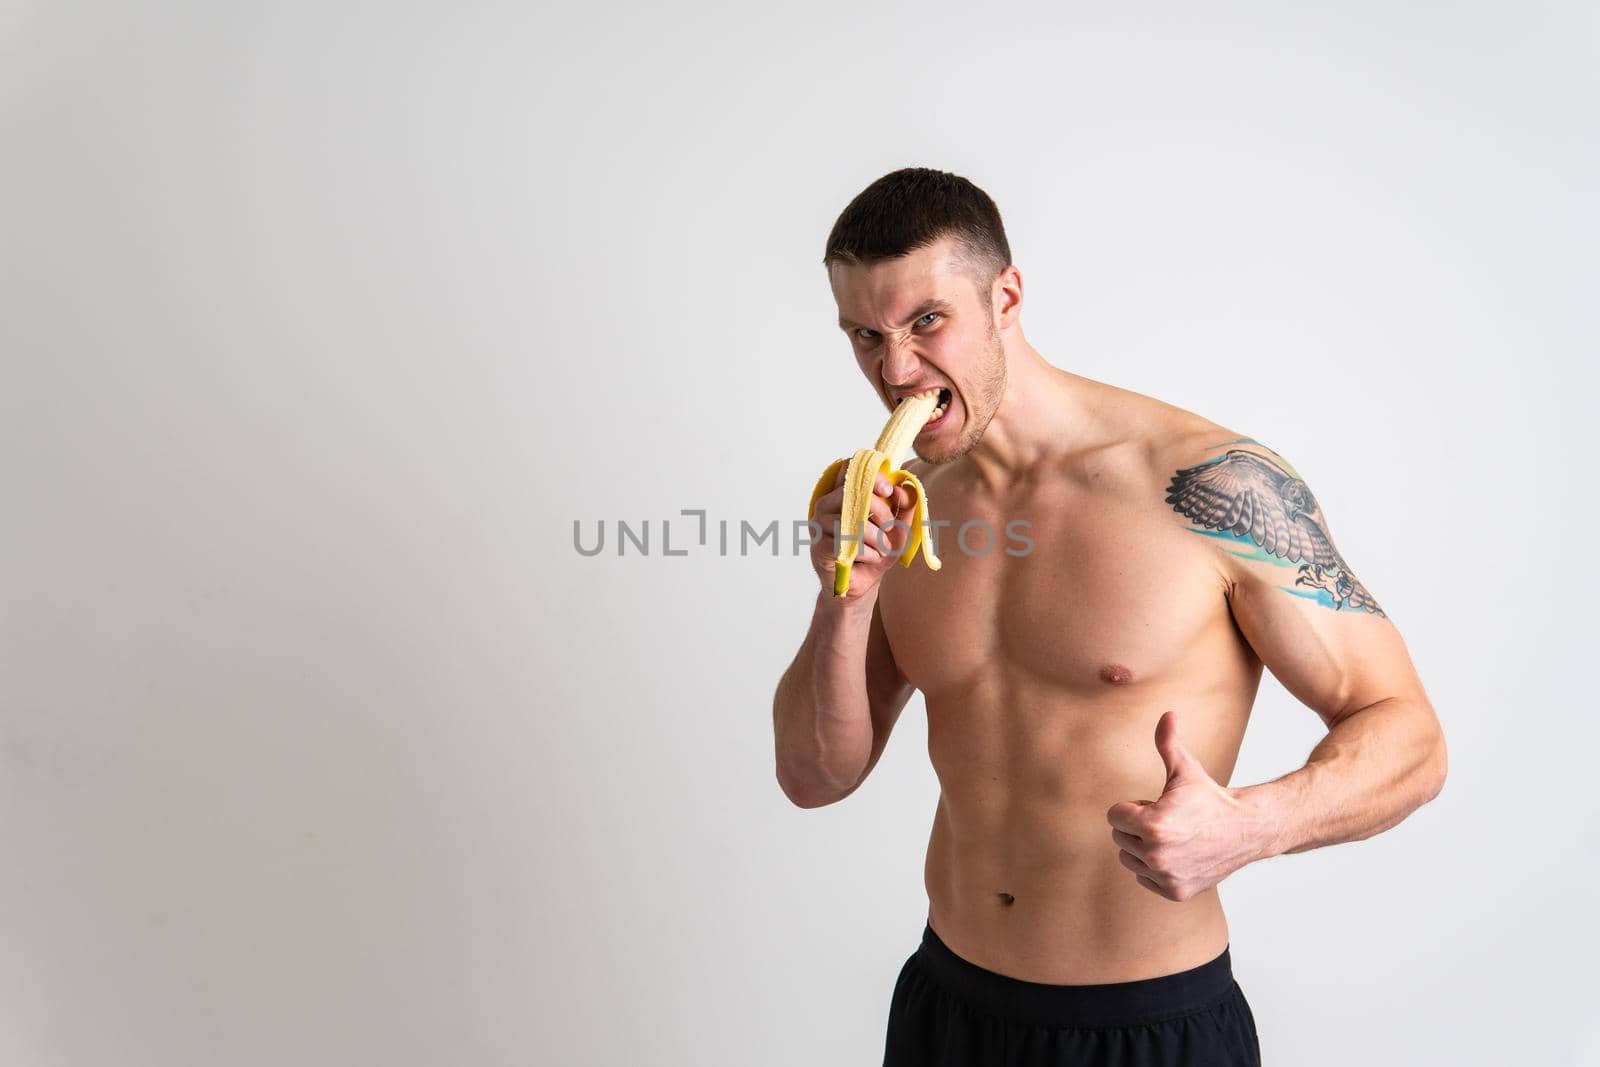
[[1165, 448, 1385, 616]]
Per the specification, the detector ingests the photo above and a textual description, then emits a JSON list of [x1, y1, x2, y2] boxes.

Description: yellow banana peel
[[807, 388, 944, 597]]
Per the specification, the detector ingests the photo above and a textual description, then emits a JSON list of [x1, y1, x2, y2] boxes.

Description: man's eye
[[856, 328, 878, 341], [917, 312, 939, 327]]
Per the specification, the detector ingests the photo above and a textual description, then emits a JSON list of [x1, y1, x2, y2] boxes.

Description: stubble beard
[[919, 315, 1006, 465]]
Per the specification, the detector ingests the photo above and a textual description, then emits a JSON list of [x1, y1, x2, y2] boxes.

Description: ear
[[991, 264, 1023, 330]]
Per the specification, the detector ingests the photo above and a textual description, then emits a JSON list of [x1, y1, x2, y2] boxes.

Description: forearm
[[772, 589, 877, 805], [1234, 695, 1448, 859]]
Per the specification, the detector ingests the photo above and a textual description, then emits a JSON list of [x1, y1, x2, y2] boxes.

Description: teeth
[[807, 391, 944, 597]]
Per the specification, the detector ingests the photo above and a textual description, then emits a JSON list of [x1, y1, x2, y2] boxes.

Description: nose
[[880, 335, 923, 389]]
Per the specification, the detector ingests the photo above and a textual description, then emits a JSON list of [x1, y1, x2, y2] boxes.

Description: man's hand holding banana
[[806, 388, 945, 599]]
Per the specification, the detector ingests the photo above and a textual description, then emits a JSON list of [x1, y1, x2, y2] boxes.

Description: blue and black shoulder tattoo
[[1165, 439, 1386, 617]]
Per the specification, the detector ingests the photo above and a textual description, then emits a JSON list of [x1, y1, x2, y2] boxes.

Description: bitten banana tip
[[807, 389, 945, 597]]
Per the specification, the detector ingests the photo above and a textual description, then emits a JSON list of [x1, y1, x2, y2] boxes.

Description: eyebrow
[[838, 298, 955, 333]]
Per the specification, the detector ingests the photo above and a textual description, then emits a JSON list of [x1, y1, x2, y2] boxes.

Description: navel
[[1099, 663, 1135, 685], [996, 892, 1015, 907]]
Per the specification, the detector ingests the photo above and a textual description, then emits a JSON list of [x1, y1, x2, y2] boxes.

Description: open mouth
[[893, 387, 953, 429]]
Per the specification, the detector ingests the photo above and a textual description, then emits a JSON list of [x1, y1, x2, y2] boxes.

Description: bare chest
[[878, 480, 1235, 699]]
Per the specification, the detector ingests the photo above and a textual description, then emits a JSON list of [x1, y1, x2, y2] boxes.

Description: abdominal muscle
[[919, 680, 1253, 985]]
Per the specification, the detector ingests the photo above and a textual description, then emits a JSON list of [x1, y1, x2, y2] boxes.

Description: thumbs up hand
[[1105, 711, 1268, 903]]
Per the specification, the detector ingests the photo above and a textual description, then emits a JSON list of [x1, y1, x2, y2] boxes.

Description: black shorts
[[883, 921, 1261, 1066]]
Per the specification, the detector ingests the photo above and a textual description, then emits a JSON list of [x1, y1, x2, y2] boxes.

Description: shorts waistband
[[913, 921, 1236, 1029]]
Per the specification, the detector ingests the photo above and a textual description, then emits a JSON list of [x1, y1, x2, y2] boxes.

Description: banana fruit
[[807, 388, 944, 597]]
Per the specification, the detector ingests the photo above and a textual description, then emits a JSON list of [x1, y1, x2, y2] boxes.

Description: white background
[[3, 2, 1596, 1064]]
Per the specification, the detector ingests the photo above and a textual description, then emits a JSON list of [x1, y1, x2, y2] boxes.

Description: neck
[[963, 337, 1104, 488]]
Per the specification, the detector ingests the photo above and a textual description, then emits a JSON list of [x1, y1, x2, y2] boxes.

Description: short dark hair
[[822, 167, 1012, 295]]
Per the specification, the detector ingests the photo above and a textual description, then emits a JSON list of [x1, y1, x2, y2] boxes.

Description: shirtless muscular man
[[771, 167, 1447, 1066]]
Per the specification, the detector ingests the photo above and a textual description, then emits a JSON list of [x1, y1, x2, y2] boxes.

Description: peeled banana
[[807, 388, 944, 597]]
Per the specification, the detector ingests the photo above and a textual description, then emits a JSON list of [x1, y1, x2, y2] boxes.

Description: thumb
[[1155, 710, 1207, 790]]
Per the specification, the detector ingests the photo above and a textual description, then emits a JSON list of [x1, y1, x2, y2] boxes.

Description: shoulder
[[926, 383, 1243, 503], [1154, 427, 1303, 492], [1107, 390, 1255, 500], [1153, 429, 1387, 617], [1153, 430, 1307, 539], [1089, 377, 1295, 497]]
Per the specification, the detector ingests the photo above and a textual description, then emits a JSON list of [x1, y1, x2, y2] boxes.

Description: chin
[[919, 435, 973, 466], [916, 402, 988, 464]]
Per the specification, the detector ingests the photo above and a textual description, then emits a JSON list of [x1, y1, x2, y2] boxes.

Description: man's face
[[829, 235, 1006, 465]]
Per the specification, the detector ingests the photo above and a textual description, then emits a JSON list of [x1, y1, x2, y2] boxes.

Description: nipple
[[1099, 663, 1134, 685]]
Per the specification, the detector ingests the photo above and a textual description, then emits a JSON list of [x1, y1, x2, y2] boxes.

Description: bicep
[[1227, 556, 1424, 726], [1168, 440, 1425, 725]]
